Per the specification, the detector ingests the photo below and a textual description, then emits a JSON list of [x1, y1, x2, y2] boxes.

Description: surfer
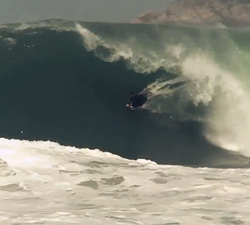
[[126, 91, 147, 109]]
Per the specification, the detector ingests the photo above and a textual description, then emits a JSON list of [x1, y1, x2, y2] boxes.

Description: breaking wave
[[0, 19, 250, 167]]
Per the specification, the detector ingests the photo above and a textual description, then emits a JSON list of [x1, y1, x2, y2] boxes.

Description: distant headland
[[133, 0, 250, 28]]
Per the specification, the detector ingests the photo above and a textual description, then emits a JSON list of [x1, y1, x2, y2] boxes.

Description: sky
[[0, 0, 174, 24]]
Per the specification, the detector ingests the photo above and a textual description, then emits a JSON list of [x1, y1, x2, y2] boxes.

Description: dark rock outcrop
[[133, 0, 250, 27]]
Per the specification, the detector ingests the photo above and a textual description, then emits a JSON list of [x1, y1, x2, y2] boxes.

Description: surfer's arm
[[126, 103, 133, 108], [126, 99, 133, 108], [127, 98, 133, 106]]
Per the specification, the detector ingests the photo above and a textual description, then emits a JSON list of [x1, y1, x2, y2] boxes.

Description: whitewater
[[0, 139, 250, 225], [0, 19, 250, 224]]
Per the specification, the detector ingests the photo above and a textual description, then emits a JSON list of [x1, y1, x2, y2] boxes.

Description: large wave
[[76, 22, 250, 156], [0, 19, 249, 167]]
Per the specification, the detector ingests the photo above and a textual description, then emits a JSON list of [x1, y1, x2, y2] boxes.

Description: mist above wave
[[76, 23, 250, 156]]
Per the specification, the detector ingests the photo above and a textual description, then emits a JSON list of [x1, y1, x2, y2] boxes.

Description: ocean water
[[0, 19, 250, 224]]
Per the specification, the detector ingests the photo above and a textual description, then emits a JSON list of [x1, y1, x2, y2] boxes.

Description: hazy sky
[[0, 0, 173, 24]]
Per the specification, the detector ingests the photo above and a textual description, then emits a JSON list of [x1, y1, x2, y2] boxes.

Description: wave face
[[0, 20, 250, 167]]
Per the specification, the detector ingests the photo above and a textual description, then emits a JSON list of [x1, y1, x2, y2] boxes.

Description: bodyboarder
[[126, 91, 147, 109]]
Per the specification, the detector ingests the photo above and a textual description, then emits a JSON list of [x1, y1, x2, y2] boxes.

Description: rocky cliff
[[133, 0, 250, 27]]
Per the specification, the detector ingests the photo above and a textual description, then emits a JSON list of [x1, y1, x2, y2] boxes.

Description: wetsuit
[[129, 94, 147, 108]]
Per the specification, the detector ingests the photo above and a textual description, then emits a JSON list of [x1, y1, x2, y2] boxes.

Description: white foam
[[0, 139, 250, 224], [76, 24, 169, 74]]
